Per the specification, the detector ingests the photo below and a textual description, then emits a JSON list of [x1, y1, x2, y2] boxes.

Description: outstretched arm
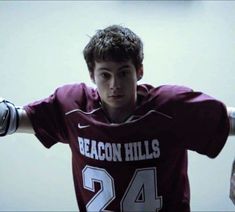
[[0, 98, 34, 136], [227, 107, 235, 136], [16, 107, 34, 134], [1, 97, 235, 136], [228, 107, 235, 205]]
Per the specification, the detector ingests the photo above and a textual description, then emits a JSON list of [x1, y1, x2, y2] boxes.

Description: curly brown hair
[[83, 25, 144, 73]]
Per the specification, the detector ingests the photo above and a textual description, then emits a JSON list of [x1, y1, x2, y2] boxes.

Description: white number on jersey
[[120, 168, 162, 211], [82, 166, 163, 211], [82, 166, 115, 211]]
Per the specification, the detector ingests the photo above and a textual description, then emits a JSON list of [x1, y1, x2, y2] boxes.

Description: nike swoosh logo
[[78, 123, 90, 129]]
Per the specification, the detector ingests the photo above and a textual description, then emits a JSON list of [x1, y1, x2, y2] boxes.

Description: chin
[[106, 101, 126, 108]]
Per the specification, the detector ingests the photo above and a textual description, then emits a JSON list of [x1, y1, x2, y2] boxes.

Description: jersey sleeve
[[23, 88, 69, 148], [159, 85, 230, 158]]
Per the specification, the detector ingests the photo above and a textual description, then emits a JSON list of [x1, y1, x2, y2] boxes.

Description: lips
[[108, 94, 124, 99]]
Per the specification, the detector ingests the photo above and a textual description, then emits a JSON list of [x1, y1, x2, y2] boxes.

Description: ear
[[137, 66, 144, 81], [89, 71, 96, 84]]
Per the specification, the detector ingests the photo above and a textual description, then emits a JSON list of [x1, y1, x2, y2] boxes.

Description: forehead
[[94, 60, 136, 72]]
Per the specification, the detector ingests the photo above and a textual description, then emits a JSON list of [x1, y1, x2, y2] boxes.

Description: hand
[[0, 99, 9, 135], [230, 159, 235, 205]]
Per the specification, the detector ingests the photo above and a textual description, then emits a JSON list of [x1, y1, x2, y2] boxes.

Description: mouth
[[108, 95, 124, 99]]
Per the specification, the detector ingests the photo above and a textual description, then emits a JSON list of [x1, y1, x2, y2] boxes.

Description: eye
[[119, 69, 130, 78], [100, 72, 111, 80]]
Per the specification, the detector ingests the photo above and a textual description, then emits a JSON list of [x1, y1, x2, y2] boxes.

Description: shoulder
[[54, 83, 100, 111], [55, 83, 98, 101], [137, 83, 224, 115], [55, 83, 96, 96], [138, 84, 193, 103]]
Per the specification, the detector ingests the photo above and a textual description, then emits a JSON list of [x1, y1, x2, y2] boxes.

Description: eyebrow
[[98, 65, 131, 71]]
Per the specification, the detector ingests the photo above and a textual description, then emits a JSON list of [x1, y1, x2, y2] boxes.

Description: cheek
[[129, 78, 138, 89], [125, 81, 137, 97], [96, 82, 107, 95]]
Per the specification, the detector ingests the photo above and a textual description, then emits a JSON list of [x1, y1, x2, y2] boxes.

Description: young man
[[0, 25, 235, 211]]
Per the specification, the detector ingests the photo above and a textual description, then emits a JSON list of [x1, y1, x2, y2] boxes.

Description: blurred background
[[0, 1, 235, 211]]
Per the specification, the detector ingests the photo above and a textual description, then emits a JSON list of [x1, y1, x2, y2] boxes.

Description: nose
[[110, 76, 120, 90]]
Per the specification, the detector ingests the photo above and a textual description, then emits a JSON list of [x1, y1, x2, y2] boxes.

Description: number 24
[[82, 166, 163, 211]]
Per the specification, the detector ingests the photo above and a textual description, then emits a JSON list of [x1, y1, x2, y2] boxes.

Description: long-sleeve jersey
[[24, 83, 230, 212]]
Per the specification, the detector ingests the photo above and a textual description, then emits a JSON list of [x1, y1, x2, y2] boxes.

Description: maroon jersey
[[24, 83, 230, 212]]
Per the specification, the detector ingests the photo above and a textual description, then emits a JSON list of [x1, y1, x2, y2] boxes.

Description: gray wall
[[0, 1, 235, 211]]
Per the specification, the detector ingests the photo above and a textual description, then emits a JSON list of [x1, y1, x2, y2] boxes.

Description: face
[[92, 60, 143, 112]]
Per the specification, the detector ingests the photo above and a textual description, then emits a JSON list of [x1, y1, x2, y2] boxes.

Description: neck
[[102, 103, 136, 124]]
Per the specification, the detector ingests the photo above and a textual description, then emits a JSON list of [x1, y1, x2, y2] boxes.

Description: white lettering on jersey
[[124, 139, 160, 161], [78, 137, 122, 161], [78, 137, 160, 162]]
